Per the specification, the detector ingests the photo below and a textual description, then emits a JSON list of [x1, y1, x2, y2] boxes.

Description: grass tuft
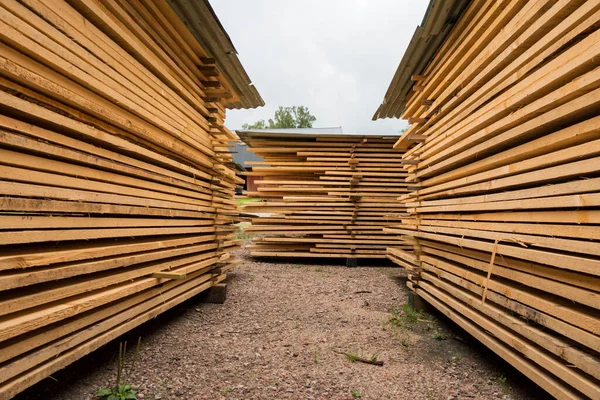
[[346, 351, 359, 362], [390, 302, 424, 328], [497, 374, 510, 392]]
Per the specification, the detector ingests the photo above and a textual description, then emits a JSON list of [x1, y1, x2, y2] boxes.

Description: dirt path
[[18, 248, 550, 400]]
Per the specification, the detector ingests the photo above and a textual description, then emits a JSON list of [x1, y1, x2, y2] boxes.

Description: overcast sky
[[210, 0, 429, 133]]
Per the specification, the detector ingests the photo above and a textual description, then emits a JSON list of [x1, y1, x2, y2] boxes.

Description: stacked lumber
[[0, 0, 259, 397], [378, 1, 600, 399], [237, 131, 411, 259]]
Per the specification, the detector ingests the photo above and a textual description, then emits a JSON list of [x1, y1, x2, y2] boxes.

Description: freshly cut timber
[[0, 0, 262, 397], [237, 130, 410, 260], [375, 0, 600, 399]]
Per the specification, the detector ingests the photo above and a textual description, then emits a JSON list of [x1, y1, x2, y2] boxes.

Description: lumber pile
[[0, 0, 261, 397], [237, 131, 411, 260], [376, 1, 600, 399]]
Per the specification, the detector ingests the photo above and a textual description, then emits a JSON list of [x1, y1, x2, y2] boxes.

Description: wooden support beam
[[199, 66, 219, 76], [200, 57, 216, 65], [200, 283, 227, 304], [202, 80, 221, 88]]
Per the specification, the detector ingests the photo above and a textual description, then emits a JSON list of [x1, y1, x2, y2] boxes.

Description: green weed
[[346, 351, 359, 362], [96, 338, 141, 400], [390, 302, 423, 328], [497, 374, 510, 392]]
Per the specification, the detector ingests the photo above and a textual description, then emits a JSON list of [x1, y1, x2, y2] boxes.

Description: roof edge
[[372, 0, 471, 120], [165, 0, 264, 110]]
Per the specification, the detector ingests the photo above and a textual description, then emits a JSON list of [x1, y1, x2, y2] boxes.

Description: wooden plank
[[0, 1, 247, 395], [378, 3, 600, 397]]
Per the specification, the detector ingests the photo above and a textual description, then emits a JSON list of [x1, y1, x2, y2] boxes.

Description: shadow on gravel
[[412, 302, 554, 400], [14, 276, 241, 400], [16, 256, 553, 400]]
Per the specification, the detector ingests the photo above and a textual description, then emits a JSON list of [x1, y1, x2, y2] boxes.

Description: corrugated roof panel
[[166, 0, 264, 110], [373, 0, 471, 120]]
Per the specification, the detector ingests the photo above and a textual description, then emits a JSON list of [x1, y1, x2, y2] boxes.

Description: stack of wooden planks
[[376, 1, 600, 399], [237, 130, 412, 260], [0, 0, 261, 397]]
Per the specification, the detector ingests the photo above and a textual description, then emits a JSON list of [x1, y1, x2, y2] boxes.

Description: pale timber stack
[[237, 130, 411, 260], [0, 0, 262, 397], [374, 1, 600, 399]]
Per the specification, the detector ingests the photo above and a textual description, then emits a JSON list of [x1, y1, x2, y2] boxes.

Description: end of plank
[[152, 271, 187, 280]]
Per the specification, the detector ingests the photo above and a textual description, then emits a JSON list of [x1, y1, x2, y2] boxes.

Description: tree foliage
[[242, 106, 316, 129]]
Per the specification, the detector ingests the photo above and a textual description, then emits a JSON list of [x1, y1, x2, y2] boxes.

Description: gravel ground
[[17, 246, 550, 400]]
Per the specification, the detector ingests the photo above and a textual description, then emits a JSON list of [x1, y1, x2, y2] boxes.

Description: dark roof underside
[[167, 0, 264, 109], [373, 0, 470, 120]]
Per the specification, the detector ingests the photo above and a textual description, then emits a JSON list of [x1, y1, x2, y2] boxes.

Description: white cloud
[[210, 0, 428, 133]]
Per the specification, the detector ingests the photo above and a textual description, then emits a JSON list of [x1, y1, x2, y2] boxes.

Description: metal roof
[[237, 127, 399, 143], [372, 0, 471, 120], [166, 0, 264, 110]]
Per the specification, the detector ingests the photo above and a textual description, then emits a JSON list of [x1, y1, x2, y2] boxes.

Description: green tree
[[242, 119, 268, 129], [242, 106, 316, 129]]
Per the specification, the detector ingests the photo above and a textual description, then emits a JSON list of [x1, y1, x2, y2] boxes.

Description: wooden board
[[237, 132, 406, 259], [0, 0, 248, 396], [378, 2, 600, 398]]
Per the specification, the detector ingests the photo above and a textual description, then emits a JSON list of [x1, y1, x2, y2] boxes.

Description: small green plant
[[96, 338, 141, 400], [235, 197, 262, 206], [370, 354, 378, 363], [313, 350, 320, 364], [389, 307, 402, 327], [432, 331, 448, 340], [96, 385, 136, 400], [497, 374, 510, 392], [351, 390, 362, 398], [390, 302, 422, 328], [346, 351, 359, 363], [402, 303, 420, 323], [315, 266, 324, 273], [236, 230, 252, 240]]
